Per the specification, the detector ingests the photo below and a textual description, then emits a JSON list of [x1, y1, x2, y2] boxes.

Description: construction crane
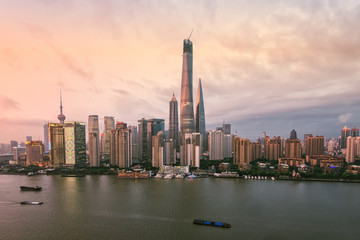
[[188, 28, 194, 40]]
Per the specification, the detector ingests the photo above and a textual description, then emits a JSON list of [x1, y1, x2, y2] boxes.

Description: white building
[[208, 130, 223, 160]]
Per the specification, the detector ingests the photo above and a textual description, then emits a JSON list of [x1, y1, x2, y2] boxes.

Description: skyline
[[1, 0, 360, 143]]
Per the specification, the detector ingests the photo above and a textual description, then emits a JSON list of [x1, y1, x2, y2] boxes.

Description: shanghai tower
[[180, 38, 195, 135]]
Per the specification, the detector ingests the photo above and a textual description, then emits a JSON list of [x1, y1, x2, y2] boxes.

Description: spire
[[57, 90, 66, 124]]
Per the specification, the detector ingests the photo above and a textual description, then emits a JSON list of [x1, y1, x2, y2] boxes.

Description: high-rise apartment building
[[264, 136, 280, 161], [64, 122, 86, 167], [233, 137, 250, 167], [88, 115, 100, 166], [346, 136, 356, 163], [26, 141, 44, 166], [152, 132, 164, 168], [49, 123, 65, 167], [305, 136, 325, 155], [223, 134, 233, 159], [169, 94, 179, 151], [146, 118, 165, 162], [180, 133, 201, 167], [249, 141, 262, 162], [195, 78, 206, 152], [208, 130, 223, 160], [180, 38, 195, 135], [285, 139, 301, 158]]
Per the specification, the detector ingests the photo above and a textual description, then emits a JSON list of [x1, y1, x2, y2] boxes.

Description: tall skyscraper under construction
[[180, 38, 195, 135]]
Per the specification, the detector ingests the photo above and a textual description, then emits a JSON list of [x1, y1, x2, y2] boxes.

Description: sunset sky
[[1, 0, 360, 143]]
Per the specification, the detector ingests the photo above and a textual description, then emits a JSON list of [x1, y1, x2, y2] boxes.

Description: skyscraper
[[305, 136, 324, 155], [233, 137, 250, 167], [49, 123, 65, 167], [43, 123, 49, 152], [57, 91, 66, 124], [88, 115, 100, 166], [180, 38, 195, 135], [26, 141, 44, 166], [103, 116, 115, 162], [169, 94, 179, 151], [208, 130, 223, 160], [285, 139, 301, 158], [341, 126, 350, 149], [351, 127, 359, 137], [146, 118, 165, 162], [195, 78, 206, 152]]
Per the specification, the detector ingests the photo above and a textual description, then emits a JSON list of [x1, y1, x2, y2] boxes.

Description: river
[[0, 175, 359, 240]]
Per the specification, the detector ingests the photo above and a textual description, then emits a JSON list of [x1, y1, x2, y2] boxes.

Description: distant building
[[10, 140, 18, 149], [128, 125, 139, 162], [223, 124, 231, 135], [88, 115, 100, 166], [26, 136, 32, 143], [278, 157, 304, 167], [305, 136, 324, 155], [13, 146, 26, 163], [285, 139, 301, 158], [26, 141, 44, 166], [290, 129, 297, 140], [208, 130, 223, 160], [147, 118, 165, 162]]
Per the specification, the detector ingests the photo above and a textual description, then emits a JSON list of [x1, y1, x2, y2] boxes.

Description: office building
[[103, 116, 115, 162], [26, 136, 32, 143], [146, 118, 165, 162], [88, 115, 100, 166], [223, 124, 231, 135], [43, 123, 49, 152], [351, 127, 359, 137], [49, 123, 65, 167], [346, 136, 356, 163]]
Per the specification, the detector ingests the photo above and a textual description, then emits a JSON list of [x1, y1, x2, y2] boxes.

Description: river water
[[0, 175, 359, 240]]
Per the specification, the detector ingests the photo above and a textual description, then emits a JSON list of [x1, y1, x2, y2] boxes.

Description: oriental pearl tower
[[57, 91, 66, 124]]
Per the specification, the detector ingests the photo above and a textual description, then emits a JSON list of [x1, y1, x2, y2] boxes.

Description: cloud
[[25, 23, 93, 81], [337, 113, 353, 124], [0, 95, 20, 111]]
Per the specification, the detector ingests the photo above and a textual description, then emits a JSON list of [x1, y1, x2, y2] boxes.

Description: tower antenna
[[188, 28, 194, 40]]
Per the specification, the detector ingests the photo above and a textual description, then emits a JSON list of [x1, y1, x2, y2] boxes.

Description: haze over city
[[1, 0, 360, 143]]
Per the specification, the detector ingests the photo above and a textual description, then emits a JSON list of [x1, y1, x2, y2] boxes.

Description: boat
[[163, 174, 174, 179], [271, 177, 275, 181], [61, 173, 85, 177], [175, 174, 184, 179], [20, 201, 43, 205], [20, 186, 42, 191], [27, 172, 35, 176], [154, 174, 163, 179], [187, 174, 196, 179], [193, 219, 231, 228]]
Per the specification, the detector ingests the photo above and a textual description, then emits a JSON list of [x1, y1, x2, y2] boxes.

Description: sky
[[1, 0, 360, 143]]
